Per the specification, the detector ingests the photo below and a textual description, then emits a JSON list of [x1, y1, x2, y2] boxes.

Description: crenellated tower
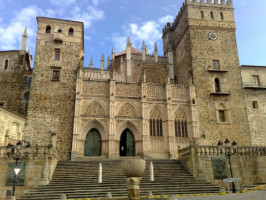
[[24, 17, 84, 160], [163, 0, 251, 145]]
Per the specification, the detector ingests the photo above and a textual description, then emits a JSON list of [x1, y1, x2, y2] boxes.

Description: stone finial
[[89, 57, 94, 69], [141, 66, 146, 82], [154, 42, 158, 63], [214, 0, 218, 4], [154, 42, 158, 52], [101, 54, 105, 70], [142, 41, 146, 61], [221, 0, 226, 5], [21, 27, 28, 51], [145, 46, 148, 55], [111, 48, 115, 60], [207, 0, 211, 4], [108, 56, 111, 67]]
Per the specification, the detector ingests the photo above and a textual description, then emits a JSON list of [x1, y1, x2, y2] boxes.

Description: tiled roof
[[116, 46, 141, 56]]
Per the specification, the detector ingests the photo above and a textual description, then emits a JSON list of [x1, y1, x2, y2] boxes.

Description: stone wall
[[241, 66, 266, 146], [163, 0, 251, 147], [0, 51, 31, 116], [0, 146, 58, 200], [0, 108, 26, 146], [23, 17, 84, 160], [179, 145, 266, 189]]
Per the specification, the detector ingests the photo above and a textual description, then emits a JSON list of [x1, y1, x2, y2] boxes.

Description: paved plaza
[[177, 189, 266, 200]]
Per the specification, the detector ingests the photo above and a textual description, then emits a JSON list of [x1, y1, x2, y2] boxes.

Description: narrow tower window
[[215, 78, 221, 92], [212, 60, 220, 69], [23, 76, 28, 87], [68, 28, 74, 36], [252, 101, 259, 109], [219, 110, 226, 122], [252, 75, 260, 87], [210, 11, 214, 19], [4, 59, 8, 69], [201, 11, 204, 19], [28, 77, 32, 87], [55, 50, 61, 61], [46, 25, 51, 34], [220, 12, 224, 20]]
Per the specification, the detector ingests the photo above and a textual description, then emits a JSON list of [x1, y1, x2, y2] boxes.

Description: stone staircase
[[18, 159, 220, 200]]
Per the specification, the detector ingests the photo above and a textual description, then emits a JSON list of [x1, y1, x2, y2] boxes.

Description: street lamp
[[6, 141, 31, 198], [217, 139, 237, 193]]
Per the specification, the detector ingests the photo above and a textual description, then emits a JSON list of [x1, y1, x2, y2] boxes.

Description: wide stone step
[[18, 159, 220, 200]]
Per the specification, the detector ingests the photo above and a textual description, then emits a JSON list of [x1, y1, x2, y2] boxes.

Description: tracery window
[[174, 108, 188, 138], [150, 118, 163, 136]]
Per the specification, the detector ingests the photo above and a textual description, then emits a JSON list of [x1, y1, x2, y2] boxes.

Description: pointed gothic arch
[[117, 102, 138, 117], [83, 101, 106, 116], [174, 107, 188, 138]]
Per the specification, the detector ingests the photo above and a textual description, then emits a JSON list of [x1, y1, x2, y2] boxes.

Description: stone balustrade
[[179, 145, 266, 157], [0, 145, 58, 160]]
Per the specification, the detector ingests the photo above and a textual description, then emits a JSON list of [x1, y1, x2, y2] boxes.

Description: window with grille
[[212, 60, 220, 69], [55, 50, 60, 61], [52, 70, 60, 80], [150, 118, 163, 136], [174, 119, 188, 137]]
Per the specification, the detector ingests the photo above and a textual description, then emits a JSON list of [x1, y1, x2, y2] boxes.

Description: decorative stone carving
[[84, 101, 105, 116], [82, 82, 109, 95], [118, 103, 138, 117], [147, 85, 165, 99], [136, 68, 164, 84], [175, 108, 186, 120], [150, 106, 161, 118], [116, 83, 141, 97]]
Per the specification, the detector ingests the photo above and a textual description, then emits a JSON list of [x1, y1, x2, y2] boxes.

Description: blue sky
[[0, 0, 265, 67]]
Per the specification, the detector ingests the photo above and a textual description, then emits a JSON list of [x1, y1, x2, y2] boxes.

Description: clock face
[[209, 32, 218, 41]]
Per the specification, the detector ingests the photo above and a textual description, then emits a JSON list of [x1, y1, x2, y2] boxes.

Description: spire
[[111, 48, 115, 60], [142, 41, 146, 61], [154, 42, 158, 62], [21, 27, 28, 51], [145, 45, 148, 55], [108, 56, 111, 67], [101, 54, 105, 70], [127, 36, 131, 47], [142, 41, 145, 50], [89, 57, 94, 69]]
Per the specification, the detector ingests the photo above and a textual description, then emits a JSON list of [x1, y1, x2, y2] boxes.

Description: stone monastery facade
[[0, 0, 265, 161]]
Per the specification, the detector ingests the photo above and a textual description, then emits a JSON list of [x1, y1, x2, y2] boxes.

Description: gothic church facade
[[1, 0, 265, 161]]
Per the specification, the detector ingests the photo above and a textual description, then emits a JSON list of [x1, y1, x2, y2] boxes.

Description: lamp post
[[217, 139, 237, 193], [6, 141, 31, 198]]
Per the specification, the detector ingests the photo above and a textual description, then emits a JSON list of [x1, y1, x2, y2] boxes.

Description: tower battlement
[[186, 0, 232, 7]]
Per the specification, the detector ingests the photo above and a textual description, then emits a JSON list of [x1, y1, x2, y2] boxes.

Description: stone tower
[[24, 17, 84, 160], [163, 0, 251, 145]]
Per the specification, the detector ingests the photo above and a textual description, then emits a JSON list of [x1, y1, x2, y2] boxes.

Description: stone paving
[[177, 189, 266, 200]]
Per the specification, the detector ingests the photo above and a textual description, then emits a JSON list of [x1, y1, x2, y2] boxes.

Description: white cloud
[[112, 15, 170, 53], [50, 0, 76, 7], [0, 5, 53, 50], [158, 15, 174, 25], [70, 6, 104, 28]]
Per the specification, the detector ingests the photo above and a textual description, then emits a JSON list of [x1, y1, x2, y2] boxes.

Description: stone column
[[108, 80, 116, 158], [166, 84, 175, 158], [189, 85, 199, 138], [141, 82, 149, 158], [40, 154, 49, 185], [126, 177, 142, 200]]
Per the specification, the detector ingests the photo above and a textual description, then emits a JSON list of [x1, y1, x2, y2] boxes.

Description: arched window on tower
[[58, 29, 62, 33], [4, 59, 8, 70], [68, 27, 74, 36], [201, 11, 204, 19], [23, 76, 28, 87], [46, 25, 51, 34], [220, 12, 224, 20], [210, 11, 214, 19], [215, 78, 221, 92]]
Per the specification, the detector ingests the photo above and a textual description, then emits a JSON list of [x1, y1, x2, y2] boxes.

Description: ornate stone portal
[[121, 159, 146, 200]]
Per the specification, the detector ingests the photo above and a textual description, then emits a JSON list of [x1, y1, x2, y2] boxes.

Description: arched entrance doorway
[[84, 129, 101, 156], [120, 129, 135, 156]]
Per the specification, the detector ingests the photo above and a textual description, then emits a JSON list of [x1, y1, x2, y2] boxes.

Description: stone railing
[[0, 145, 58, 160], [179, 145, 266, 157]]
